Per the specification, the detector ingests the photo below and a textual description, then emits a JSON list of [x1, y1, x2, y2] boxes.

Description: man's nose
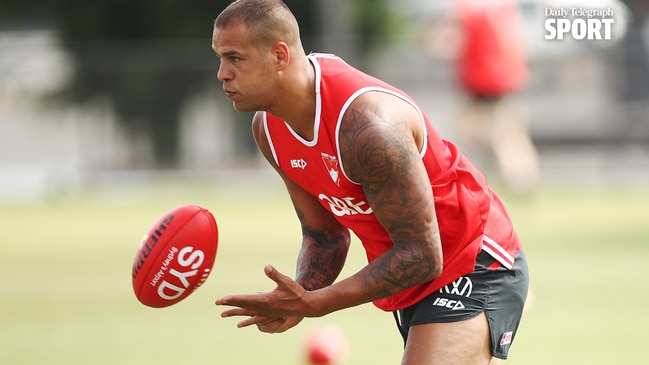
[[217, 64, 231, 82]]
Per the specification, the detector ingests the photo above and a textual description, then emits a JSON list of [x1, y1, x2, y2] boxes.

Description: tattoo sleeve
[[338, 95, 442, 300]]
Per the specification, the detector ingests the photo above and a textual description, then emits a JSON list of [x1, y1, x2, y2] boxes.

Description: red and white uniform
[[263, 54, 521, 311]]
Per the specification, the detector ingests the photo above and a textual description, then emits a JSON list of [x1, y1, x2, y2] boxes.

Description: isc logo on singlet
[[318, 194, 373, 217]]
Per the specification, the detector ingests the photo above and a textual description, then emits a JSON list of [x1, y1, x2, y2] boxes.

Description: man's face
[[212, 24, 277, 112]]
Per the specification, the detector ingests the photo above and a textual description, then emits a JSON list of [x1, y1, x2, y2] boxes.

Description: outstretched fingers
[[264, 264, 294, 288], [215, 264, 317, 325]]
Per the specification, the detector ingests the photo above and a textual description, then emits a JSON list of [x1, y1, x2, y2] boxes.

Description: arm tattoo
[[294, 210, 350, 291], [339, 98, 441, 299]]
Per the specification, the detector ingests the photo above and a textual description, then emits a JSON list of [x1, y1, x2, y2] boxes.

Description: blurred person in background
[[423, 0, 539, 194], [213, 1, 529, 364], [616, 0, 649, 126]]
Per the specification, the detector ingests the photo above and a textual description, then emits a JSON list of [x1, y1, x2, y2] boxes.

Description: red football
[[132, 204, 218, 308]]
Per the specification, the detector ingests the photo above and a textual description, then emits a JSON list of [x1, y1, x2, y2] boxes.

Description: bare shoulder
[[338, 91, 424, 185], [251, 111, 266, 146], [251, 111, 277, 167]]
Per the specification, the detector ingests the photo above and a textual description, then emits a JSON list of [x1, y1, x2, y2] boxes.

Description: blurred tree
[[0, 0, 396, 167], [49, 0, 257, 168], [353, 0, 402, 55]]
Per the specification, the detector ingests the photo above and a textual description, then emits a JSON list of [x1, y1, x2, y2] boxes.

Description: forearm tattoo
[[295, 213, 349, 291]]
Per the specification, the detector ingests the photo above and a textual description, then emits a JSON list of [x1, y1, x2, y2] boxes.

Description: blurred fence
[[1, 2, 648, 200]]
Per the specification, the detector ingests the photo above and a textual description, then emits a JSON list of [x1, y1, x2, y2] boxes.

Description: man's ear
[[273, 42, 290, 71]]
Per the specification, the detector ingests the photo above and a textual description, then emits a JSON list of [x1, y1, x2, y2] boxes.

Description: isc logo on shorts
[[431, 277, 474, 311], [432, 297, 465, 311]]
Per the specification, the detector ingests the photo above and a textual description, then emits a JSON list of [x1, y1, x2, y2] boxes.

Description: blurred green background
[[1, 180, 647, 365]]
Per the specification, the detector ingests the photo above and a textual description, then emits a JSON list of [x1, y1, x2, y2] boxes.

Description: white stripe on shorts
[[482, 235, 515, 269]]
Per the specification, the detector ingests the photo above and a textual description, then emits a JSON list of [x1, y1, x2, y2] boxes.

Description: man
[[212, 1, 529, 364], [423, 0, 539, 194], [453, 0, 538, 194]]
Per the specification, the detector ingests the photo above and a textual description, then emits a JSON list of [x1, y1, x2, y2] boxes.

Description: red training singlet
[[263, 54, 520, 311], [455, 0, 528, 97]]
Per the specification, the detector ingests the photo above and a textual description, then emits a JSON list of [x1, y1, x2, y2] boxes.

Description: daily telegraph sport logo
[[544, 7, 616, 40]]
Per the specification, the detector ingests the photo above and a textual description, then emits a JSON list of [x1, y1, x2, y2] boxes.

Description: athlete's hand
[[215, 265, 319, 331], [251, 315, 304, 333]]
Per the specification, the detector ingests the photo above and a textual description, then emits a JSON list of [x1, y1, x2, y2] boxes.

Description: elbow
[[429, 263, 443, 282], [395, 243, 443, 287], [425, 246, 444, 282], [390, 239, 443, 287], [424, 263, 442, 284]]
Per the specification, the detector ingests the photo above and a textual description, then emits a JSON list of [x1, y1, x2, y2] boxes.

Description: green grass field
[[1, 178, 647, 364]]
